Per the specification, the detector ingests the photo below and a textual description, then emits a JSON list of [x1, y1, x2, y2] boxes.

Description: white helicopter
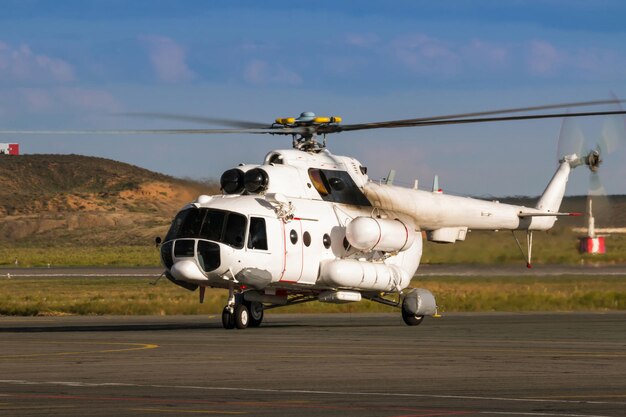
[[3, 99, 626, 329]]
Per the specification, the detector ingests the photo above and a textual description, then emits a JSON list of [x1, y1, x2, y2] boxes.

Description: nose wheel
[[221, 306, 235, 329]]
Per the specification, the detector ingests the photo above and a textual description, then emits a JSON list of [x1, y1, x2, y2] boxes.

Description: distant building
[[0, 143, 19, 155]]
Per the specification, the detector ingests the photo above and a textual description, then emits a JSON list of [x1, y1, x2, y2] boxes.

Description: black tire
[[401, 308, 425, 326], [221, 307, 235, 329], [247, 301, 264, 328], [234, 304, 250, 329]]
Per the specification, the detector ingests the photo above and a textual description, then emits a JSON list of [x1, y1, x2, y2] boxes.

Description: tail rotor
[[556, 95, 626, 220]]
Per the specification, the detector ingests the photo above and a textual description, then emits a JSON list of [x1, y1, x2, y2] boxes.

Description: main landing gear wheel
[[222, 306, 235, 329], [247, 301, 264, 327], [222, 294, 263, 330], [234, 304, 250, 329], [401, 308, 425, 326]]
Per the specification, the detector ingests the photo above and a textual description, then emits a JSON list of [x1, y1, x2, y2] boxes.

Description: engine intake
[[220, 169, 245, 194], [244, 168, 269, 194]]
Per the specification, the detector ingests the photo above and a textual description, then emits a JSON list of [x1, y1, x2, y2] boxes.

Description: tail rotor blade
[[556, 116, 585, 161], [588, 172, 612, 220], [598, 112, 626, 155], [589, 172, 606, 197]]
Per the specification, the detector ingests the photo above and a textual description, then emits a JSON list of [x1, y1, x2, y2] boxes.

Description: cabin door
[[280, 219, 303, 282]]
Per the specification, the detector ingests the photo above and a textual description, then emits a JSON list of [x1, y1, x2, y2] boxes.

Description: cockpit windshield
[[165, 208, 247, 249]]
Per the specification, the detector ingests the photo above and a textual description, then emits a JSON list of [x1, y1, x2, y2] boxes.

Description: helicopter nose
[[170, 259, 208, 282], [160, 239, 223, 283]]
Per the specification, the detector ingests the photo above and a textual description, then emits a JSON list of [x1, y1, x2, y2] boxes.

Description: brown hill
[[0, 154, 623, 248], [0, 154, 218, 246]]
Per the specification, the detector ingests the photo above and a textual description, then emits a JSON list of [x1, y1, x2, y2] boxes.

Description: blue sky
[[1, 0, 625, 196]]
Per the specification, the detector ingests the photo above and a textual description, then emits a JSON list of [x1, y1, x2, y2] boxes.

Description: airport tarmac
[[1, 313, 625, 417]]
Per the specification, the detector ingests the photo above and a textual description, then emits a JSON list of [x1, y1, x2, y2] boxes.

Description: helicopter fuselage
[[160, 148, 577, 302]]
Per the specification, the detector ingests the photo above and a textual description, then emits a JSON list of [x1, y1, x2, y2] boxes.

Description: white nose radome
[[170, 259, 208, 282]]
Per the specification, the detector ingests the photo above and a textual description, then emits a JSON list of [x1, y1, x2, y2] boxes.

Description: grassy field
[[1, 275, 624, 316], [0, 246, 161, 267], [2, 228, 625, 267], [422, 229, 626, 264]]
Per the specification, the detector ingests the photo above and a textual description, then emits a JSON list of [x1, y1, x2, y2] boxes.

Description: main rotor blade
[[336, 99, 625, 132], [120, 113, 268, 129], [334, 110, 626, 132], [0, 127, 302, 135]]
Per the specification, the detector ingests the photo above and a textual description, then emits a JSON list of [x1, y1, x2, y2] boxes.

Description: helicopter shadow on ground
[[260, 315, 403, 329], [0, 322, 215, 333]]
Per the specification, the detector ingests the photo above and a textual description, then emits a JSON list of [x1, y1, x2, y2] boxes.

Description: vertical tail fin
[[532, 158, 575, 230], [535, 159, 572, 213]]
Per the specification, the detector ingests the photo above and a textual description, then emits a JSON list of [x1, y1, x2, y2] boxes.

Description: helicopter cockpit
[[161, 207, 250, 277]]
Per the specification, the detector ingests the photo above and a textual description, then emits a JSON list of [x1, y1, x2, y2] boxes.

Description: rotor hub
[[273, 112, 342, 151], [586, 149, 602, 172]]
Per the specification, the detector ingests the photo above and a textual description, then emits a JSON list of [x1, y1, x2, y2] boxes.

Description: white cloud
[[57, 88, 119, 112], [345, 33, 380, 48], [139, 35, 195, 83], [16, 87, 119, 113], [0, 41, 74, 83], [570, 47, 626, 78], [526, 40, 626, 79], [528, 40, 563, 76], [390, 34, 462, 76], [463, 39, 510, 70], [388, 34, 626, 81], [243, 60, 302, 85], [19, 88, 54, 111]]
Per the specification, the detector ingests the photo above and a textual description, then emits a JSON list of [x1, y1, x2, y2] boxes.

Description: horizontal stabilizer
[[518, 212, 582, 218]]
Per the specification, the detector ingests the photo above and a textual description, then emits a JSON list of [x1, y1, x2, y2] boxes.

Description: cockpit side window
[[307, 168, 371, 206], [165, 209, 190, 242], [165, 208, 205, 241], [247, 217, 268, 250], [223, 213, 247, 249]]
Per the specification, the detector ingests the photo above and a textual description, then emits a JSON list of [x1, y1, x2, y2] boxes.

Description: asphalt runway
[[1, 313, 625, 417]]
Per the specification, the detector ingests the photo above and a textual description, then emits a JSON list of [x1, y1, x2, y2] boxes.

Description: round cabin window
[[303, 231, 311, 247], [290, 229, 298, 244], [322, 234, 331, 249]]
